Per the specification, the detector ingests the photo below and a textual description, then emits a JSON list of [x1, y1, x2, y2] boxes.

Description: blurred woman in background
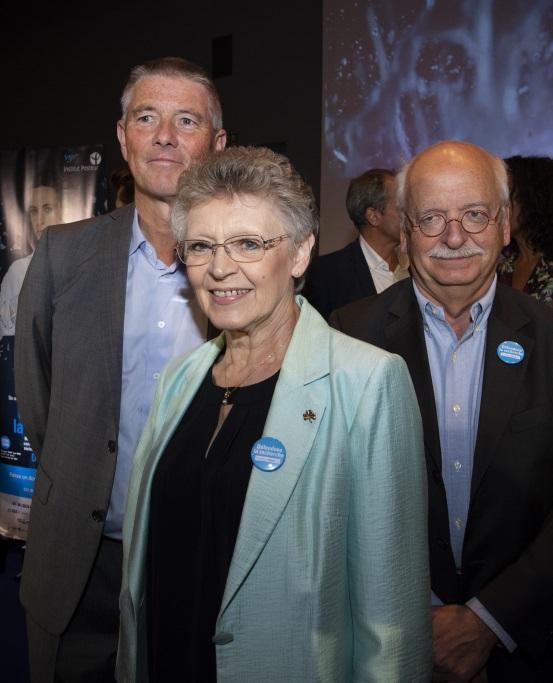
[[497, 155, 553, 305]]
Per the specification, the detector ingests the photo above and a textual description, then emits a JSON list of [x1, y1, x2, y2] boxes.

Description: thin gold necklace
[[221, 343, 286, 405]]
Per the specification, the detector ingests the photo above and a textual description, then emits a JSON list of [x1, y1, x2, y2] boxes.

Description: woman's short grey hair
[[396, 141, 510, 226], [171, 146, 319, 248], [120, 56, 223, 131]]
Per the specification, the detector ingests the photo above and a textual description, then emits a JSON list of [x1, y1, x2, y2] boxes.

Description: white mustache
[[427, 244, 485, 259]]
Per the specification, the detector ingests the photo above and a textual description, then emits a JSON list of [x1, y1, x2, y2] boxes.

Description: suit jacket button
[[91, 509, 105, 523], [107, 440, 116, 453], [212, 632, 234, 645]]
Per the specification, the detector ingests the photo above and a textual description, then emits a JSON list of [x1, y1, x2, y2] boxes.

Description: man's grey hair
[[345, 168, 395, 230], [171, 146, 318, 286], [120, 56, 223, 130], [396, 140, 510, 227]]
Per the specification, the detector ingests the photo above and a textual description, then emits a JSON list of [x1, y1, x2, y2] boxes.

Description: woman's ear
[[292, 233, 316, 278]]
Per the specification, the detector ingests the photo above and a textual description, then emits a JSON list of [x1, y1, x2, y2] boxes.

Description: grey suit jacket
[[15, 204, 134, 634]]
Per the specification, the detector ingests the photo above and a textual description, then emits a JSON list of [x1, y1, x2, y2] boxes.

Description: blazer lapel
[[350, 239, 377, 298], [220, 300, 329, 615], [126, 337, 225, 599], [384, 285, 442, 473], [100, 205, 134, 414], [470, 287, 533, 500]]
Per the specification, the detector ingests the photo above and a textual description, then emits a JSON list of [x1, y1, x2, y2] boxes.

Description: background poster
[[0, 145, 106, 539], [321, 0, 553, 253]]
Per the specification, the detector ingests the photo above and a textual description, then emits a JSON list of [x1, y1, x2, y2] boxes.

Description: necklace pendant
[[222, 388, 231, 405]]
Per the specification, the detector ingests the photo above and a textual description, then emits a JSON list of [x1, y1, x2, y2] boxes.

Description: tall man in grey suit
[[331, 141, 553, 681], [15, 57, 226, 682]]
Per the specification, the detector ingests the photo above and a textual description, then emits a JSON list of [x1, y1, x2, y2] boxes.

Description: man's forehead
[[129, 74, 209, 111], [407, 153, 497, 207], [131, 74, 207, 101]]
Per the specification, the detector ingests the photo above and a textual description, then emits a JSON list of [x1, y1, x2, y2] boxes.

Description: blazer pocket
[[510, 403, 552, 433], [33, 463, 53, 505]]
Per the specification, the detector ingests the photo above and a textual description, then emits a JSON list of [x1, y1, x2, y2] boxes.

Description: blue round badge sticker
[[251, 437, 286, 472], [497, 340, 525, 365]]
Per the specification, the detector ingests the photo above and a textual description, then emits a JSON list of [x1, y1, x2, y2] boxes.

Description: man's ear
[[117, 120, 128, 161], [501, 204, 511, 247], [399, 225, 409, 255], [213, 129, 227, 151], [364, 206, 380, 228]]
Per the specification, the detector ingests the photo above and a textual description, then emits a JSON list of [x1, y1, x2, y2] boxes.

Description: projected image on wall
[[321, 0, 553, 252]]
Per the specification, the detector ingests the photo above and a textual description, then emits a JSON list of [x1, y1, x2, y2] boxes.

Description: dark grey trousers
[[26, 536, 122, 683]]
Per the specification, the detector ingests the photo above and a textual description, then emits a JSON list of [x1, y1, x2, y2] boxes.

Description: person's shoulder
[[328, 323, 396, 362], [48, 204, 134, 239], [331, 279, 411, 325], [38, 205, 134, 266], [308, 239, 359, 272], [4, 253, 33, 277], [495, 282, 553, 328], [326, 325, 410, 402], [157, 336, 223, 392]]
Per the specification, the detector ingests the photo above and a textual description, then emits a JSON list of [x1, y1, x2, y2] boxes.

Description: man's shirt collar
[[412, 275, 497, 328]]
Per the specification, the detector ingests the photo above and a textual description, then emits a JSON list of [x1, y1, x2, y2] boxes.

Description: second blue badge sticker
[[497, 340, 525, 365]]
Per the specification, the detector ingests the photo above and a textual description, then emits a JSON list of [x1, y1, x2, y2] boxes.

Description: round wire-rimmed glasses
[[176, 234, 289, 266], [405, 209, 502, 237]]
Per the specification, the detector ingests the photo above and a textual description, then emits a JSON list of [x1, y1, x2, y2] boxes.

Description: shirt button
[[452, 404, 461, 414], [455, 517, 463, 530], [157, 320, 166, 328], [453, 460, 462, 472], [452, 352, 457, 363], [153, 372, 160, 380]]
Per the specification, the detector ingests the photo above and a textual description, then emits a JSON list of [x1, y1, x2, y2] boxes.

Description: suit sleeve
[[474, 507, 553, 659], [14, 230, 54, 458], [349, 353, 432, 681]]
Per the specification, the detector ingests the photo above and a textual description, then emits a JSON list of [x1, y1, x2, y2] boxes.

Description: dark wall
[[0, 1, 322, 202]]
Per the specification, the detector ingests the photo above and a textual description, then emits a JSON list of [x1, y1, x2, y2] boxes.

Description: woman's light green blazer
[[116, 297, 431, 682]]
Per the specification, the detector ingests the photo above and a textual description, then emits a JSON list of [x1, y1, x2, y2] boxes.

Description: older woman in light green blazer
[[116, 147, 431, 682]]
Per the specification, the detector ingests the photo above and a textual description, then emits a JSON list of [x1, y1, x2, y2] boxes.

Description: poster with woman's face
[[0, 145, 106, 540]]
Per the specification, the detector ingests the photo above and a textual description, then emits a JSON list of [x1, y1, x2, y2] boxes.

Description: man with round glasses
[[331, 140, 553, 682]]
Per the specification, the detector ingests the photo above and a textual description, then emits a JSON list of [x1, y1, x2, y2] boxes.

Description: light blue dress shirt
[[413, 280, 495, 568], [104, 211, 207, 538], [414, 278, 516, 651]]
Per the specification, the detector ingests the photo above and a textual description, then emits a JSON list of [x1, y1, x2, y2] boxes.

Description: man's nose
[[154, 119, 178, 147], [442, 218, 467, 247]]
